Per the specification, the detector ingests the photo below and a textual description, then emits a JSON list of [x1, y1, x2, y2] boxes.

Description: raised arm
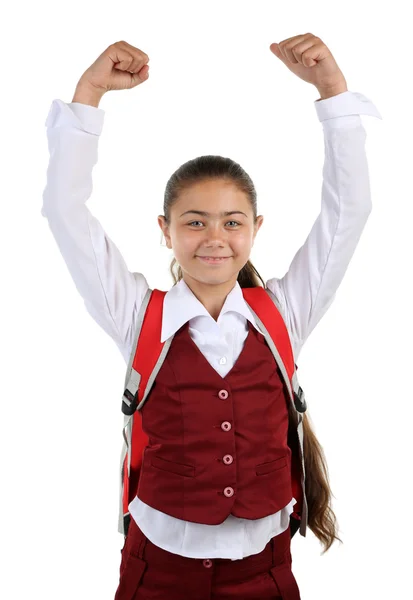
[[41, 42, 151, 362], [266, 34, 382, 359]]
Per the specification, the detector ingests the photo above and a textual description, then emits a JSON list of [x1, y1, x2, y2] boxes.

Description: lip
[[197, 256, 231, 264]]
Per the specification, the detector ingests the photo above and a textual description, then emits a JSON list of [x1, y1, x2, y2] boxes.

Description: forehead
[[173, 179, 251, 217]]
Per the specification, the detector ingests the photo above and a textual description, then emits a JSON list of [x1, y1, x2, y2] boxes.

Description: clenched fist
[[75, 40, 150, 99], [270, 33, 347, 99]]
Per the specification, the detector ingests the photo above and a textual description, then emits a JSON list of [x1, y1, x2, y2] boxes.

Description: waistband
[[122, 516, 292, 585]]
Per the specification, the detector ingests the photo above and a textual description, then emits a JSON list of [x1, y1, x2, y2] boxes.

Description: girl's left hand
[[270, 33, 347, 98]]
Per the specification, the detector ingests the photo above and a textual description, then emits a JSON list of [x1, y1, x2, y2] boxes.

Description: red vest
[[118, 286, 308, 537], [137, 320, 293, 523]]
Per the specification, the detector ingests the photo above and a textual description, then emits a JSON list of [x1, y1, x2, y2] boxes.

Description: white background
[[2, 1, 411, 598]]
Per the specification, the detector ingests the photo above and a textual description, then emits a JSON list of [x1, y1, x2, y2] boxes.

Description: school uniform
[[42, 91, 382, 598]]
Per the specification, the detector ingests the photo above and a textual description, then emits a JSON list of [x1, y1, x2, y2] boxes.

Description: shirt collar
[[160, 278, 264, 342]]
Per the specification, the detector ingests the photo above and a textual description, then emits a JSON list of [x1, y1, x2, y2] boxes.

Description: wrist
[[316, 83, 348, 101], [317, 85, 348, 102], [72, 83, 105, 108]]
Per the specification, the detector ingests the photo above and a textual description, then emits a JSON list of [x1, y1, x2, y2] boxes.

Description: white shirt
[[41, 91, 382, 560]]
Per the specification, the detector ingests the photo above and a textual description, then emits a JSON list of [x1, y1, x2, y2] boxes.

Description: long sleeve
[[41, 100, 149, 363], [266, 91, 383, 361]]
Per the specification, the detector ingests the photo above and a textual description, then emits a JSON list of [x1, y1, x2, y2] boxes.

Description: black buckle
[[293, 387, 307, 413], [289, 513, 301, 538], [123, 513, 131, 537], [122, 388, 138, 415]]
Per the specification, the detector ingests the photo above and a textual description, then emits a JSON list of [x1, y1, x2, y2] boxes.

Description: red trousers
[[114, 516, 301, 600]]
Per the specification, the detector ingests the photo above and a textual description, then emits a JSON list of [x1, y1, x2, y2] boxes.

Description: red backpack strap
[[119, 288, 167, 534], [242, 286, 307, 413], [242, 286, 294, 373], [122, 288, 167, 414], [242, 286, 308, 537]]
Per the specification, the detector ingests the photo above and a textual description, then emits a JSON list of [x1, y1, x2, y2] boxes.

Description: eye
[[187, 220, 241, 227]]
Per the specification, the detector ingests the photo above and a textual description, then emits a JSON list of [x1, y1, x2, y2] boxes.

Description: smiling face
[[158, 178, 264, 290]]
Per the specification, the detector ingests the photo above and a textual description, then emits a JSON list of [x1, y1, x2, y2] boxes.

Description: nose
[[204, 224, 228, 245], [204, 237, 226, 251]]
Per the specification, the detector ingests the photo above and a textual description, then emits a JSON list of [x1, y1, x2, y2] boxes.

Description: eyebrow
[[179, 210, 248, 218]]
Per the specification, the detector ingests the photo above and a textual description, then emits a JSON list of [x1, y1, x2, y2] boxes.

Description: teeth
[[198, 256, 228, 262]]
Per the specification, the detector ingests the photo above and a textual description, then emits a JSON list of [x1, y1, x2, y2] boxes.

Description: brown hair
[[161, 154, 342, 553]]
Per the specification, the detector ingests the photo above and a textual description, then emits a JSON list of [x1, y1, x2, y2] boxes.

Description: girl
[[42, 34, 382, 599]]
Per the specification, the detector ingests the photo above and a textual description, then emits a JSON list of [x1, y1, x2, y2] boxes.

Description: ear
[[158, 215, 172, 248], [252, 215, 264, 242]]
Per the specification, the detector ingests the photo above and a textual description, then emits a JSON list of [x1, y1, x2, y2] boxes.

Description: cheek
[[181, 237, 198, 251], [173, 236, 197, 258], [232, 232, 253, 250]]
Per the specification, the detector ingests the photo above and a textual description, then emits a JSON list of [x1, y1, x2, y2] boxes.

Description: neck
[[181, 273, 238, 321]]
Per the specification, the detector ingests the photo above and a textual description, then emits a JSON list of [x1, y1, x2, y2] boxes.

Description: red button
[[218, 390, 229, 400], [221, 421, 231, 431], [223, 454, 233, 465], [203, 559, 212, 568], [224, 487, 234, 497]]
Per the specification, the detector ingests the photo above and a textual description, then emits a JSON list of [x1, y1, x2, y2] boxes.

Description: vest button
[[221, 421, 232, 431], [203, 559, 212, 568], [218, 389, 229, 400], [224, 486, 234, 497], [223, 454, 233, 465]]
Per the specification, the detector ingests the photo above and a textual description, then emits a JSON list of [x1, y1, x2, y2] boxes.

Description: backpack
[[118, 285, 308, 539]]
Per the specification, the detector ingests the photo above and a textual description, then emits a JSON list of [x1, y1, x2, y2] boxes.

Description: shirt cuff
[[314, 90, 383, 124], [44, 99, 105, 136]]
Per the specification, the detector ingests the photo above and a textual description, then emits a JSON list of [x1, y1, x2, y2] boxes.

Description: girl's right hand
[[76, 41, 150, 96]]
